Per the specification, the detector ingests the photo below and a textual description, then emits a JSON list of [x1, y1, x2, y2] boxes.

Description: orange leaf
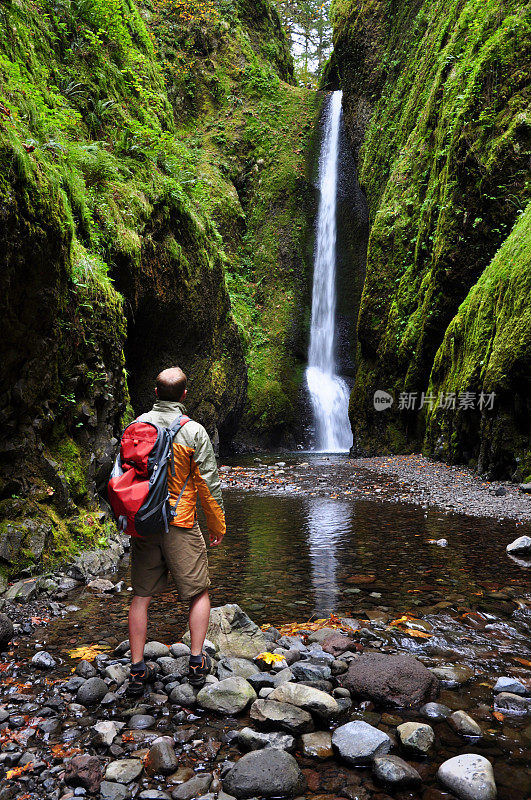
[[256, 652, 286, 665], [6, 762, 33, 779], [492, 711, 504, 722]]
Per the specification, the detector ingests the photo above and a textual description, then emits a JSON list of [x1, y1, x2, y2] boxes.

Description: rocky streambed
[[0, 601, 529, 800]]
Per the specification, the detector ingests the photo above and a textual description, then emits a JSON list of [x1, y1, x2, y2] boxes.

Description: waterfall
[[306, 90, 353, 453]]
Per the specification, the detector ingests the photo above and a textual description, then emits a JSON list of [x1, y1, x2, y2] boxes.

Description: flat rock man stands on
[[127, 366, 225, 695]]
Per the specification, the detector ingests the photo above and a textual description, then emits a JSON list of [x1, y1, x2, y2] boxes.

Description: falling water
[[306, 90, 352, 452]]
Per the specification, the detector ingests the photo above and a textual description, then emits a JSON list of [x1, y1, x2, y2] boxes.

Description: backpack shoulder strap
[[167, 415, 191, 476]]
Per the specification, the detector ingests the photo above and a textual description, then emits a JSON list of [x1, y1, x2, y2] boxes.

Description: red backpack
[[107, 415, 190, 537]]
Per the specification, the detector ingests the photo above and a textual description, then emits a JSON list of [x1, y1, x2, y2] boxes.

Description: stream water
[[18, 454, 529, 799], [306, 90, 352, 453]]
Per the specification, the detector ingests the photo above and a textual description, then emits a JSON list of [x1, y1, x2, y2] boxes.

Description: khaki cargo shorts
[[130, 520, 211, 601]]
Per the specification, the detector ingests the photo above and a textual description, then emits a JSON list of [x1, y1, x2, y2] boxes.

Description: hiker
[[126, 366, 225, 696]]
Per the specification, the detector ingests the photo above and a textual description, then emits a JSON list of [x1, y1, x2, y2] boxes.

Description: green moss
[[48, 437, 88, 500], [332, 0, 530, 472]]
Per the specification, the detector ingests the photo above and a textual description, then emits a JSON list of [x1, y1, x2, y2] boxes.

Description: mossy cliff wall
[[0, 0, 320, 579], [331, 0, 530, 477]]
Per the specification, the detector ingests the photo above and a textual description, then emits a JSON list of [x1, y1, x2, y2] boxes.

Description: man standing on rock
[[127, 366, 225, 696]]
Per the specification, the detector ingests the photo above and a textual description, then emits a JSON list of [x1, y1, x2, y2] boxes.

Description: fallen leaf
[[6, 762, 33, 779], [256, 652, 286, 665], [67, 644, 108, 661], [492, 711, 504, 722]]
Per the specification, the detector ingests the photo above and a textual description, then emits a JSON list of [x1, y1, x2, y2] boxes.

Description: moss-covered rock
[[332, 0, 530, 474]]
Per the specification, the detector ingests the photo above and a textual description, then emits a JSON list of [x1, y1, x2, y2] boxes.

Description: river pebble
[[437, 753, 497, 800], [373, 754, 422, 787], [332, 720, 391, 765]]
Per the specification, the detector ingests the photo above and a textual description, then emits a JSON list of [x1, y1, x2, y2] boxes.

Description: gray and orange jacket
[[138, 400, 225, 541]]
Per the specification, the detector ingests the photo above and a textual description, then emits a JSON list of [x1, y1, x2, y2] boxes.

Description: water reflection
[[306, 496, 353, 615]]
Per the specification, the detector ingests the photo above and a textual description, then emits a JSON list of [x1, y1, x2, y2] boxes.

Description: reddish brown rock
[[322, 633, 358, 657], [64, 753, 103, 793], [340, 654, 439, 708]]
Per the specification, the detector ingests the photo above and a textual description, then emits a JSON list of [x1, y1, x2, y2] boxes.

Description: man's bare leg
[[189, 589, 210, 656], [128, 595, 152, 663]]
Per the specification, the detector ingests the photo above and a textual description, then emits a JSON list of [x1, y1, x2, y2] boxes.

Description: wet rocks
[[75, 659, 97, 678], [144, 737, 179, 775], [31, 650, 57, 669], [448, 710, 482, 737], [397, 721, 434, 754], [197, 676, 257, 714], [420, 701, 451, 720], [290, 661, 331, 682], [238, 727, 295, 752], [268, 681, 340, 718], [218, 656, 260, 680], [169, 683, 196, 707], [0, 613, 14, 647], [431, 664, 474, 687], [76, 677, 109, 705], [105, 758, 144, 783], [250, 698, 314, 734], [87, 578, 115, 592], [493, 676, 527, 695], [64, 753, 103, 793], [223, 748, 305, 798], [129, 714, 156, 729], [341, 653, 439, 707], [373, 755, 421, 787], [321, 632, 357, 657], [93, 720, 123, 747], [332, 720, 391, 765], [494, 692, 531, 715], [437, 754, 496, 800], [99, 780, 129, 800], [171, 773, 212, 800], [300, 731, 333, 758], [506, 535, 531, 554]]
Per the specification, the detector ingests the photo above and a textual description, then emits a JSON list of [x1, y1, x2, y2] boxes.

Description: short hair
[[156, 367, 187, 401]]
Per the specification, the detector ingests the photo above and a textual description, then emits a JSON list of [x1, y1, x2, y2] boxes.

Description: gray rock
[[268, 681, 339, 719], [0, 614, 14, 647], [99, 780, 129, 800], [420, 701, 451, 720], [172, 774, 212, 800], [169, 683, 196, 707], [300, 731, 333, 758], [75, 660, 97, 679], [93, 720, 123, 747], [250, 698, 314, 734], [431, 664, 474, 687], [437, 754, 496, 800], [5, 578, 38, 603], [341, 653, 439, 707], [506, 535, 531, 554], [87, 578, 115, 592], [145, 737, 179, 775], [197, 677, 256, 714], [449, 710, 482, 737], [144, 641, 170, 659], [493, 676, 527, 695], [31, 650, 57, 669], [373, 755, 421, 787], [77, 677, 109, 706], [290, 661, 331, 682], [139, 792, 172, 800], [170, 643, 191, 658], [105, 758, 144, 783], [217, 657, 260, 681], [332, 721, 391, 765], [223, 748, 305, 798], [494, 692, 531, 715], [129, 714, 156, 729], [105, 664, 128, 686], [184, 604, 268, 659], [397, 721, 434, 754], [238, 727, 295, 752], [158, 656, 189, 676]]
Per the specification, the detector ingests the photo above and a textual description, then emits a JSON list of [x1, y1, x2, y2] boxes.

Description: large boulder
[[185, 604, 268, 659], [341, 653, 439, 707], [223, 749, 305, 798], [0, 614, 13, 648], [196, 677, 257, 714]]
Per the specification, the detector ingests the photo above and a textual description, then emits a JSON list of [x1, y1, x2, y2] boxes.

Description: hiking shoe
[[188, 652, 212, 687], [127, 663, 156, 697]]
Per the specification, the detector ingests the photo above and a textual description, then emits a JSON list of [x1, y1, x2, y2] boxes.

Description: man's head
[[155, 367, 187, 402]]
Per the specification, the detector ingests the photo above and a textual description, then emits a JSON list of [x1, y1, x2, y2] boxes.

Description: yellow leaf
[[256, 652, 286, 665], [67, 644, 108, 661]]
